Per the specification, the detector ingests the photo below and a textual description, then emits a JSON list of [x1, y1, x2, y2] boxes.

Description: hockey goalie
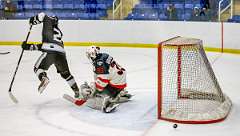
[[64, 46, 132, 113]]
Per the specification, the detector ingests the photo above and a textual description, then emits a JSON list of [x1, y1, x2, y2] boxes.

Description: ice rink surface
[[0, 46, 239, 136]]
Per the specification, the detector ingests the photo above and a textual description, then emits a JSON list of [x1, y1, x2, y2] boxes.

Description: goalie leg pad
[[86, 94, 119, 113], [86, 94, 106, 111]]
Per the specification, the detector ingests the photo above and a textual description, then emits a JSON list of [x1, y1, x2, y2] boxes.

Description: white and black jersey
[[31, 12, 65, 53], [23, 12, 80, 96]]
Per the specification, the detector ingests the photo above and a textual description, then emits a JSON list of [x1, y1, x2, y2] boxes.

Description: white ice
[[0, 46, 239, 136]]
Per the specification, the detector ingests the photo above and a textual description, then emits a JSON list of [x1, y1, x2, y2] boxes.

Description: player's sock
[[38, 76, 50, 94]]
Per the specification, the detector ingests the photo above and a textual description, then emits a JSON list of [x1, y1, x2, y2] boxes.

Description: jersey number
[[110, 61, 125, 75], [53, 28, 62, 43]]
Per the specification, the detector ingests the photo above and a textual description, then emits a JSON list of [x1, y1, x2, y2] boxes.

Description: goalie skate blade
[[63, 94, 86, 106], [104, 104, 119, 113], [9, 92, 18, 104]]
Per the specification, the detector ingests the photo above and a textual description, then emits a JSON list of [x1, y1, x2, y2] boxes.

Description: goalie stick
[[63, 94, 87, 106], [8, 25, 33, 104], [0, 52, 10, 55]]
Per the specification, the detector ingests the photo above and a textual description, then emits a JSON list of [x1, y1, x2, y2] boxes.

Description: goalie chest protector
[[93, 53, 112, 74]]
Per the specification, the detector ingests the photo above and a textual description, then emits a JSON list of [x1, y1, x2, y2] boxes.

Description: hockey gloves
[[21, 41, 29, 50], [80, 82, 95, 99], [21, 41, 41, 51], [29, 16, 40, 25], [29, 16, 35, 25]]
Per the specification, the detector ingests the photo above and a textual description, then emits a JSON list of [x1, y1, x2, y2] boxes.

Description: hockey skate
[[102, 96, 119, 113], [70, 82, 83, 99], [112, 90, 133, 103], [38, 76, 50, 94], [73, 89, 87, 101], [73, 89, 79, 98]]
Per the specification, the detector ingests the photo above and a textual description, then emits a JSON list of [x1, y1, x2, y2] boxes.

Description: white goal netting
[[158, 37, 232, 124]]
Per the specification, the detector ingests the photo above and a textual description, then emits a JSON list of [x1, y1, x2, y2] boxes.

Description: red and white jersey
[[92, 53, 126, 91]]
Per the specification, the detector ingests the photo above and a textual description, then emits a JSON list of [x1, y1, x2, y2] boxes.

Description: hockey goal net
[[157, 36, 232, 124]]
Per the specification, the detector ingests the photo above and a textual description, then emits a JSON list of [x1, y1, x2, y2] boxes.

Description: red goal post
[[157, 36, 232, 124]]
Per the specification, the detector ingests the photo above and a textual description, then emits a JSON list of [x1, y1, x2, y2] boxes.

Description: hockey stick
[[0, 52, 10, 55], [63, 94, 86, 106], [8, 25, 33, 104]]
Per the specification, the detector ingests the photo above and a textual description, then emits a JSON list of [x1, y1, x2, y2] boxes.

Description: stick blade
[[63, 94, 86, 106], [9, 92, 18, 104], [0, 52, 10, 55], [63, 94, 75, 103]]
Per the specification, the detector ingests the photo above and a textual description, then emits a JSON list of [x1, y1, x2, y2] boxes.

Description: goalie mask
[[86, 46, 100, 63]]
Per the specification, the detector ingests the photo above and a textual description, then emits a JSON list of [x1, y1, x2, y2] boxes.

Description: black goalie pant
[[101, 85, 123, 98]]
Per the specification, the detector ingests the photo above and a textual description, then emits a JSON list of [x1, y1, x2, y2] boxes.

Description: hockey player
[[21, 12, 80, 98], [79, 46, 132, 113]]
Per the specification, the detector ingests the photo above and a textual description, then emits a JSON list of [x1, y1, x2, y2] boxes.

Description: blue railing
[[218, 0, 232, 21]]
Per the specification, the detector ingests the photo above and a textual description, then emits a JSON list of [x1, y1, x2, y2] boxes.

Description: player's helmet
[[86, 46, 100, 62]]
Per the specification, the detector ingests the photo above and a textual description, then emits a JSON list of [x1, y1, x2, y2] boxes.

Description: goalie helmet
[[86, 46, 100, 62]]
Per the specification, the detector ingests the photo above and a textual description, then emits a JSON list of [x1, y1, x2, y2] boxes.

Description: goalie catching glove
[[80, 82, 96, 99]]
